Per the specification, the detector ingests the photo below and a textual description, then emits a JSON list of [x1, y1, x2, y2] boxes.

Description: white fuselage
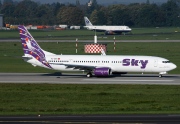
[[84, 26, 132, 33], [19, 25, 176, 77], [26, 55, 176, 74]]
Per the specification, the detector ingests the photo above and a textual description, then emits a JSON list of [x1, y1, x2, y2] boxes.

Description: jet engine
[[94, 67, 112, 77]]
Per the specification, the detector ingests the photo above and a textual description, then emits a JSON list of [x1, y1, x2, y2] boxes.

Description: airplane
[[18, 25, 176, 78], [84, 16, 132, 35]]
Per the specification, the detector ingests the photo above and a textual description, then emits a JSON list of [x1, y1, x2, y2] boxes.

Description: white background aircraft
[[18, 25, 176, 78], [84, 17, 132, 35]]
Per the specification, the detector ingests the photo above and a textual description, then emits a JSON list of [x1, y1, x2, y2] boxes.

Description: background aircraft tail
[[84, 17, 93, 26]]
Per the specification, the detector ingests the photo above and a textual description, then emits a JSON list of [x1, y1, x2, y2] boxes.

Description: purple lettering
[[140, 60, 148, 69], [123, 59, 130, 66], [131, 59, 138, 66], [123, 59, 148, 69]]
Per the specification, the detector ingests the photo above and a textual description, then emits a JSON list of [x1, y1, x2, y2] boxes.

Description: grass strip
[[0, 27, 180, 40], [0, 84, 180, 115]]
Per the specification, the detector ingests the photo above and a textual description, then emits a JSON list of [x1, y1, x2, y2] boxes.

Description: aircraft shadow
[[41, 72, 179, 79]]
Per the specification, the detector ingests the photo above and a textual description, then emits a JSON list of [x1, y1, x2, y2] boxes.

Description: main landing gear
[[86, 72, 92, 78], [159, 74, 162, 78]]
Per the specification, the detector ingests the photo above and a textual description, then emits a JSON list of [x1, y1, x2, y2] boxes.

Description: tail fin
[[84, 17, 93, 26], [18, 25, 45, 57], [18, 25, 52, 68]]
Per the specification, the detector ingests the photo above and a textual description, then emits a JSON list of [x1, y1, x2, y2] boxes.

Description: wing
[[49, 63, 96, 71]]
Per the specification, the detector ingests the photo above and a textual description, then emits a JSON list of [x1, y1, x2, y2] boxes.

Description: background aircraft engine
[[105, 31, 114, 35], [94, 67, 111, 77]]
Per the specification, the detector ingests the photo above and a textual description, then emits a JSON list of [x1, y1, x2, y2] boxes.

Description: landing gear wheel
[[86, 73, 92, 78]]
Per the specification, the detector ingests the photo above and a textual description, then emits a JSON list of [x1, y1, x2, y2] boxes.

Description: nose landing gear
[[159, 72, 167, 78]]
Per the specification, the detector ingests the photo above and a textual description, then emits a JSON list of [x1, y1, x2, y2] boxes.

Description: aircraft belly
[[152, 67, 170, 72]]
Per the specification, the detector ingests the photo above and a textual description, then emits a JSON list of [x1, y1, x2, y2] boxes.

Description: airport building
[[0, 14, 3, 27]]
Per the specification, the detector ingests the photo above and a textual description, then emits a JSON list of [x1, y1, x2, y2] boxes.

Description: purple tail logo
[[86, 20, 90, 24], [18, 25, 52, 69]]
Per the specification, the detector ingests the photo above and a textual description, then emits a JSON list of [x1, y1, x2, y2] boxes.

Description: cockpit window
[[162, 61, 171, 63]]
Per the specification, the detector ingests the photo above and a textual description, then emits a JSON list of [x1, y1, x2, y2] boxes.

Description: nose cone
[[171, 63, 177, 70]]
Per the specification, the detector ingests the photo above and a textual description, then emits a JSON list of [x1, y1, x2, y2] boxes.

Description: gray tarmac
[[1, 114, 180, 123], [0, 73, 180, 85]]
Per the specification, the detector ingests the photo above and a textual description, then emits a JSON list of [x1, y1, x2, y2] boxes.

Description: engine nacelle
[[94, 67, 111, 77]]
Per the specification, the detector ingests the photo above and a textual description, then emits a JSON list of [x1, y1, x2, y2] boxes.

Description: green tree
[[57, 6, 84, 25], [107, 5, 130, 25], [3, 0, 13, 4], [92, 0, 98, 7], [76, 0, 80, 7], [13, 0, 38, 24], [90, 7, 107, 25], [136, 4, 165, 27], [146, 0, 150, 4], [90, 10, 98, 24], [51, 2, 65, 16], [1, 0, 14, 16], [36, 4, 55, 25], [161, 0, 180, 26], [0, 0, 2, 7]]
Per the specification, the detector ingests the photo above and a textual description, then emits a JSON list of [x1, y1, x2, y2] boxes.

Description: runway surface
[[0, 73, 180, 85], [1, 114, 180, 124]]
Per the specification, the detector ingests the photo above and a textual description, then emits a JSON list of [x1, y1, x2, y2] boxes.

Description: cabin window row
[[48, 60, 69, 63], [73, 61, 100, 63], [48, 60, 123, 63], [73, 61, 122, 63]]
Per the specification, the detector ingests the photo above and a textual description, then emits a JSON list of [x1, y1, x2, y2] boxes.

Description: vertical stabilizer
[[18, 25, 52, 69], [84, 17, 93, 26]]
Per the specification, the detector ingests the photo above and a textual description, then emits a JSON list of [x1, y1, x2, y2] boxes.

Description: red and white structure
[[84, 32, 106, 53], [84, 44, 106, 53]]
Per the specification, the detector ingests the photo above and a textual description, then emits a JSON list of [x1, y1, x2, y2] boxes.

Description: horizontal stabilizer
[[22, 56, 33, 61]]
